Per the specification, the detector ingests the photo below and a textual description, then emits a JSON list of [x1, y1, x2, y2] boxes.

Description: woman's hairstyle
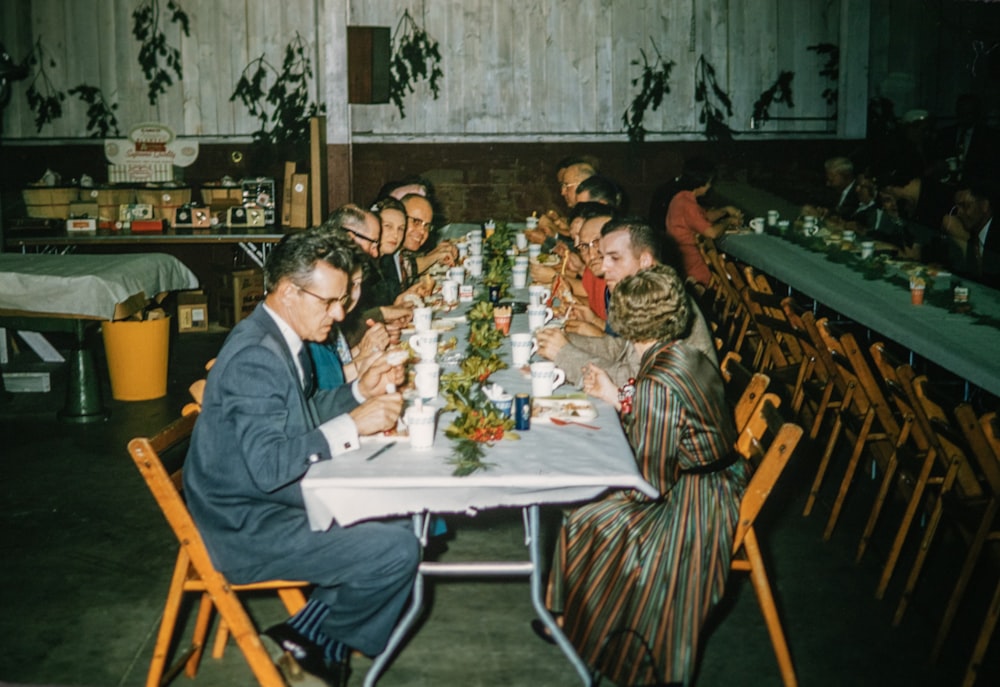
[[674, 156, 717, 192], [264, 230, 356, 293], [608, 264, 691, 343], [370, 196, 407, 218]]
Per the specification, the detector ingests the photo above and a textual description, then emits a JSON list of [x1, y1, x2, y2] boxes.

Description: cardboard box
[[177, 290, 209, 333], [215, 267, 265, 327]]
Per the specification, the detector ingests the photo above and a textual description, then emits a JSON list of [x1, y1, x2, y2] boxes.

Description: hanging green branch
[[751, 71, 795, 127], [230, 32, 326, 145], [67, 85, 120, 138], [807, 42, 839, 110], [694, 55, 734, 141], [622, 39, 675, 144], [132, 0, 190, 105], [22, 38, 65, 133], [388, 9, 443, 118]]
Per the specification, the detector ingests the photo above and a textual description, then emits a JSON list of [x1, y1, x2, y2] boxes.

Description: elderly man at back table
[[183, 231, 420, 687]]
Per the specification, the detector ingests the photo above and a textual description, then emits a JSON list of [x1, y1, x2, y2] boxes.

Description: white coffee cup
[[413, 362, 440, 401], [447, 266, 465, 285], [515, 232, 528, 250], [468, 241, 483, 257], [441, 279, 459, 304], [456, 242, 469, 260], [842, 229, 856, 243], [512, 265, 528, 289], [530, 361, 566, 398], [767, 210, 779, 227], [510, 333, 538, 367], [528, 284, 551, 305], [404, 404, 437, 450], [528, 244, 542, 260], [465, 255, 484, 278], [860, 240, 875, 259], [750, 217, 765, 234], [527, 304, 554, 331], [412, 306, 433, 332], [408, 330, 439, 361], [466, 229, 482, 242], [525, 216, 539, 229], [514, 255, 529, 269]]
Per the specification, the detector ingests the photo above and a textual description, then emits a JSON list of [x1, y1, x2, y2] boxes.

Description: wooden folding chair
[[720, 351, 774, 436], [802, 324, 901, 544], [127, 409, 310, 687], [931, 408, 1000, 674], [728, 398, 804, 687], [869, 363, 984, 623]]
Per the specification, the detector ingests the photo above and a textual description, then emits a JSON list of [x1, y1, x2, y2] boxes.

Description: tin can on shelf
[[514, 393, 531, 430]]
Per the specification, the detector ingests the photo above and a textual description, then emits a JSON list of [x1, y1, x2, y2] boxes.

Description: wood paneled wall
[[1, 0, 870, 143]]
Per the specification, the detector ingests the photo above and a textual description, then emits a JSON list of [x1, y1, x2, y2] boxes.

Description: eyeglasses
[[344, 228, 380, 246], [297, 285, 351, 311]]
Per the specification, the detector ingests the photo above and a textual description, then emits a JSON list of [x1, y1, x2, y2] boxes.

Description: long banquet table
[[300, 293, 657, 686], [0, 252, 199, 420], [711, 182, 1000, 399]]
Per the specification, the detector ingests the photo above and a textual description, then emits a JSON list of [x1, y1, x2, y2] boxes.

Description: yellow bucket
[[101, 317, 171, 401]]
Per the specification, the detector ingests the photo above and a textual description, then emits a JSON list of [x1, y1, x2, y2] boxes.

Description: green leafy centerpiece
[[439, 288, 516, 476]]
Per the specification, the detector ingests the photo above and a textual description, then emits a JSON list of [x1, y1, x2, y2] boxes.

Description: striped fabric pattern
[[559, 341, 748, 685]]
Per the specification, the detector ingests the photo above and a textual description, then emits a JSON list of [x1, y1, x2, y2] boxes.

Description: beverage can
[[514, 393, 531, 430]]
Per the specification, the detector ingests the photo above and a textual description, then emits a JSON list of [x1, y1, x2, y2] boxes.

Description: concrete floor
[[1, 324, 997, 687]]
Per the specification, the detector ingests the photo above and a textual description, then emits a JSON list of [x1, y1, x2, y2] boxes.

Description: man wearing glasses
[[324, 203, 382, 259], [184, 231, 417, 687], [402, 193, 458, 274]]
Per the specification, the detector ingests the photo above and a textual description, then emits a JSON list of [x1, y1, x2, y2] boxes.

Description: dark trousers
[[227, 518, 420, 657]]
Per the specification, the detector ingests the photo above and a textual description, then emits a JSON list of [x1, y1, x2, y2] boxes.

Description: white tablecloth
[[0, 252, 199, 320], [718, 231, 1000, 397], [301, 294, 657, 529]]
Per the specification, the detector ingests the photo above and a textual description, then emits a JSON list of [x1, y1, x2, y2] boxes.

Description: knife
[[366, 441, 397, 461]]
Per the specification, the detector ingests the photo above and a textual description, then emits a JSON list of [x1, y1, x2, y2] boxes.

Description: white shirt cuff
[[351, 379, 365, 403], [319, 414, 361, 457]]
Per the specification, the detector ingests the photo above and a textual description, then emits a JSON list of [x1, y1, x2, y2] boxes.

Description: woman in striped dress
[[564, 264, 749, 686]]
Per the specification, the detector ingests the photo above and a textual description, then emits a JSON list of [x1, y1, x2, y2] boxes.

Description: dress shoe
[[261, 623, 349, 687]]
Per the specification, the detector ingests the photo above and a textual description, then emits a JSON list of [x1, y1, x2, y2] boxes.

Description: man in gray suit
[[184, 231, 419, 686]]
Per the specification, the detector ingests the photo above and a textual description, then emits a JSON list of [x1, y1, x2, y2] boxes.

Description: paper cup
[[491, 393, 514, 418], [860, 241, 875, 259], [442, 279, 459, 304], [404, 405, 437, 450], [412, 306, 433, 332], [413, 362, 440, 401]]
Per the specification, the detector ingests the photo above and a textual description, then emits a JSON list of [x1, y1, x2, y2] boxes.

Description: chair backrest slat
[[733, 399, 804, 551]]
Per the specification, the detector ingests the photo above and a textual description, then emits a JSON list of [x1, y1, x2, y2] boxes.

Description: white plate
[[530, 397, 598, 423]]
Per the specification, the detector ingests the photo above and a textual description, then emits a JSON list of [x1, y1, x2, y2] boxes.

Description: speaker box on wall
[[348, 26, 390, 104]]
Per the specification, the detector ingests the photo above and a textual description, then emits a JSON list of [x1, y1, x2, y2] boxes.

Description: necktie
[[297, 345, 316, 398], [398, 253, 409, 286]]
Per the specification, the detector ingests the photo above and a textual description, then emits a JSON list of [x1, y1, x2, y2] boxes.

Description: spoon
[[549, 417, 600, 430]]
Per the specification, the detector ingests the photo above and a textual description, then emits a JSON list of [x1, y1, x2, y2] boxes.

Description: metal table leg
[[362, 507, 592, 686]]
